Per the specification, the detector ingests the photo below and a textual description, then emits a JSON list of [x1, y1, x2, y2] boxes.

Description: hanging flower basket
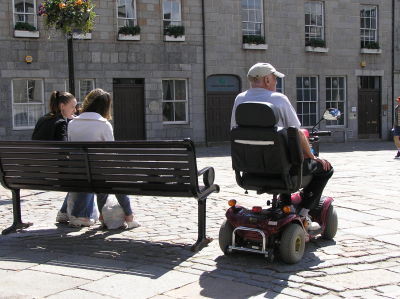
[[38, 0, 96, 34]]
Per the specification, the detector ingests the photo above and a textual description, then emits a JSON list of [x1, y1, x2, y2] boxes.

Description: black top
[[31, 113, 68, 141]]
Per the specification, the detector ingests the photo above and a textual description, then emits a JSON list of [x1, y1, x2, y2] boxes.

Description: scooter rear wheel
[[219, 220, 234, 254], [322, 205, 338, 240], [279, 223, 305, 264]]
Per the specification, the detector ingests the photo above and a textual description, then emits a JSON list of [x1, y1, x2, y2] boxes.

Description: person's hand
[[314, 157, 331, 171]]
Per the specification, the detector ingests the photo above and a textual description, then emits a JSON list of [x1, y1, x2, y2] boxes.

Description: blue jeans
[[60, 193, 132, 217], [60, 192, 95, 218]]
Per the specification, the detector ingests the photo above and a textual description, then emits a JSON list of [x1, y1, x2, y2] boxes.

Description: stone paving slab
[[0, 141, 400, 298]]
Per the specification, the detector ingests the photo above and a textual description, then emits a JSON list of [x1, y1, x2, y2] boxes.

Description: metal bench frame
[[0, 139, 219, 252]]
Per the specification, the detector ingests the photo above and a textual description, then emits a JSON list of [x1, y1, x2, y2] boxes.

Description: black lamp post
[[67, 33, 75, 95]]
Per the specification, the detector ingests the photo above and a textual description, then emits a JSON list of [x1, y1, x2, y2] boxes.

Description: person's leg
[[301, 161, 334, 210], [70, 192, 95, 218], [96, 193, 109, 214], [60, 193, 68, 213], [115, 194, 133, 216], [56, 193, 70, 223]]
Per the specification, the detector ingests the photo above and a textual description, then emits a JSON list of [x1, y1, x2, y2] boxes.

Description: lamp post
[[38, 0, 96, 96]]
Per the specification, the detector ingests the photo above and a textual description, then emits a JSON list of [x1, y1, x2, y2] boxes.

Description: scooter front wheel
[[279, 223, 305, 264], [219, 220, 234, 254], [322, 205, 338, 240]]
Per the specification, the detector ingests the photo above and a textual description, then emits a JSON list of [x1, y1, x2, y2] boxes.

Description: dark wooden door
[[113, 79, 145, 140], [358, 90, 380, 138], [206, 92, 237, 142]]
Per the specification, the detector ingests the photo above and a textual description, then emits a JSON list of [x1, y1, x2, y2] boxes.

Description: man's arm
[[298, 129, 331, 171]]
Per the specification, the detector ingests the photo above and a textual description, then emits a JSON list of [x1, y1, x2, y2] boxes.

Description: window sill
[[163, 121, 189, 125], [243, 43, 268, 50], [360, 48, 382, 54], [305, 46, 329, 53], [73, 32, 92, 40], [14, 30, 39, 38], [118, 34, 140, 41], [164, 35, 185, 42]]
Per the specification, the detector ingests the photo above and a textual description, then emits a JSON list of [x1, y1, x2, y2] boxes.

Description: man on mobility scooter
[[220, 62, 336, 263]]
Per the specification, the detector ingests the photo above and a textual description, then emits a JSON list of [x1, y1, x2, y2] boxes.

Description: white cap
[[247, 63, 285, 79]]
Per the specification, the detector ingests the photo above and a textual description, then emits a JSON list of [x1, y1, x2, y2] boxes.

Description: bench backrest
[[0, 139, 202, 198]]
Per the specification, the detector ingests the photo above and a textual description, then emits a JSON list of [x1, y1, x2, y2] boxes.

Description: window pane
[[162, 80, 174, 100], [13, 80, 27, 103], [79, 80, 94, 102], [174, 102, 186, 121], [174, 81, 186, 100], [25, 0, 34, 14], [162, 102, 174, 121]]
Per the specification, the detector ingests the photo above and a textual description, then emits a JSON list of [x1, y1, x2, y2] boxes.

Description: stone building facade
[[0, 0, 395, 143]]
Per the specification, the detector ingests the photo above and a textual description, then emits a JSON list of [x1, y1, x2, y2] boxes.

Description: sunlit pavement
[[0, 140, 399, 298]]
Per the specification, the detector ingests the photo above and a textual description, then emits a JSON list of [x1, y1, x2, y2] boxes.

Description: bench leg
[[2, 189, 32, 235], [191, 198, 212, 252]]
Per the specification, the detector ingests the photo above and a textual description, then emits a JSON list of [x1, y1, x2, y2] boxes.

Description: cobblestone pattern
[[0, 141, 399, 298]]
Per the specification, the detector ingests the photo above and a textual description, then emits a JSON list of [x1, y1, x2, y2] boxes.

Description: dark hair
[[49, 91, 75, 116], [81, 88, 112, 120]]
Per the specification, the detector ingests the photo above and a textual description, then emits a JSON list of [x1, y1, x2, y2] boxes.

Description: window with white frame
[[12, 79, 44, 129], [162, 79, 188, 123], [241, 0, 263, 37], [13, 0, 37, 29], [276, 77, 284, 93], [360, 6, 378, 48], [65, 79, 95, 103], [296, 76, 318, 127], [162, 0, 182, 29], [304, 1, 324, 44], [117, 0, 137, 28], [326, 77, 345, 126]]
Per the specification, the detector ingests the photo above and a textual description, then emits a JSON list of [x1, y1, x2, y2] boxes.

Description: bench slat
[[88, 154, 190, 162], [2, 165, 85, 173], [91, 174, 191, 183], [4, 172, 88, 180], [90, 167, 190, 176], [90, 161, 190, 169], [1, 159, 86, 167]]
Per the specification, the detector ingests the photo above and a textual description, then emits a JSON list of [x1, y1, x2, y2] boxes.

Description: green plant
[[15, 22, 37, 31], [164, 25, 185, 37], [305, 38, 326, 48], [362, 41, 380, 49], [37, 0, 96, 34], [243, 35, 265, 45], [118, 25, 140, 35]]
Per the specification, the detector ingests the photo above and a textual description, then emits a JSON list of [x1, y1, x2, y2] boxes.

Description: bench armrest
[[198, 167, 215, 187]]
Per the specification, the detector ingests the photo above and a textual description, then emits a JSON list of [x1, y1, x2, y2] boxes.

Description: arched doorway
[[206, 75, 241, 142]]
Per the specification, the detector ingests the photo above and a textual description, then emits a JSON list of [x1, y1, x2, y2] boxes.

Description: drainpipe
[[201, 0, 208, 146], [392, 0, 395, 132]]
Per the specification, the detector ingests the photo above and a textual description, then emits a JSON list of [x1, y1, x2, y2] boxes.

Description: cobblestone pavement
[[0, 141, 400, 298]]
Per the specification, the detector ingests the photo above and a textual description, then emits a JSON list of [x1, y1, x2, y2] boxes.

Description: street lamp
[[38, 0, 96, 96]]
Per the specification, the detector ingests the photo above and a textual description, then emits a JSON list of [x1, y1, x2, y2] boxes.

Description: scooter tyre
[[219, 220, 234, 254], [279, 223, 305, 264], [322, 205, 338, 240]]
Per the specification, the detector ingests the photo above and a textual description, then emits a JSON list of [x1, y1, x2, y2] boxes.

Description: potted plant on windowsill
[[164, 25, 185, 42], [242, 35, 268, 50], [305, 38, 329, 53], [118, 25, 140, 41], [14, 22, 40, 38], [360, 41, 382, 54]]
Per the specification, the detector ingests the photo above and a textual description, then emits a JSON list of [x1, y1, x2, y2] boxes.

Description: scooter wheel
[[219, 220, 234, 254], [279, 223, 305, 264], [322, 205, 338, 240]]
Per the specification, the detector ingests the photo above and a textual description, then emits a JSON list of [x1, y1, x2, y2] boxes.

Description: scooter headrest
[[236, 102, 279, 128]]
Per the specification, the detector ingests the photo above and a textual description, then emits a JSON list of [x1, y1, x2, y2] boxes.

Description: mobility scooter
[[219, 102, 340, 264]]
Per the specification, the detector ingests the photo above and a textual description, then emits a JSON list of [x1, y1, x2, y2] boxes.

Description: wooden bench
[[0, 139, 219, 252]]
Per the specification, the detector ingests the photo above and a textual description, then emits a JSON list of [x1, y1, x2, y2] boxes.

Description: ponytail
[[48, 91, 75, 116]]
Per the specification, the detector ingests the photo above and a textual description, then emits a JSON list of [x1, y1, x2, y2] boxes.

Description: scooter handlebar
[[309, 130, 331, 137]]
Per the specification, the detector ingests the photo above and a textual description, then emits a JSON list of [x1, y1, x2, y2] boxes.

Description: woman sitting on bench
[[67, 88, 140, 229]]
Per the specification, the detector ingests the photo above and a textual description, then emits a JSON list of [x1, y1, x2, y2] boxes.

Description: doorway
[[206, 75, 241, 142], [112, 78, 145, 140], [357, 76, 381, 139]]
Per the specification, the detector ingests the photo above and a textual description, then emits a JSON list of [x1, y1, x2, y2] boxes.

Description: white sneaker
[[56, 211, 69, 223], [69, 216, 95, 227], [126, 220, 141, 229]]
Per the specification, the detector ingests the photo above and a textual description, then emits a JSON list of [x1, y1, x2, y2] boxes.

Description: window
[[296, 76, 318, 127], [162, 0, 182, 28], [360, 6, 378, 48], [326, 77, 345, 126], [241, 0, 263, 37], [12, 79, 44, 129], [276, 78, 284, 93], [13, 0, 37, 28], [117, 0, 137, 28], [65, 79, 95, 103], [305, 1, 324, 43], [162, 79, 188, 123]]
